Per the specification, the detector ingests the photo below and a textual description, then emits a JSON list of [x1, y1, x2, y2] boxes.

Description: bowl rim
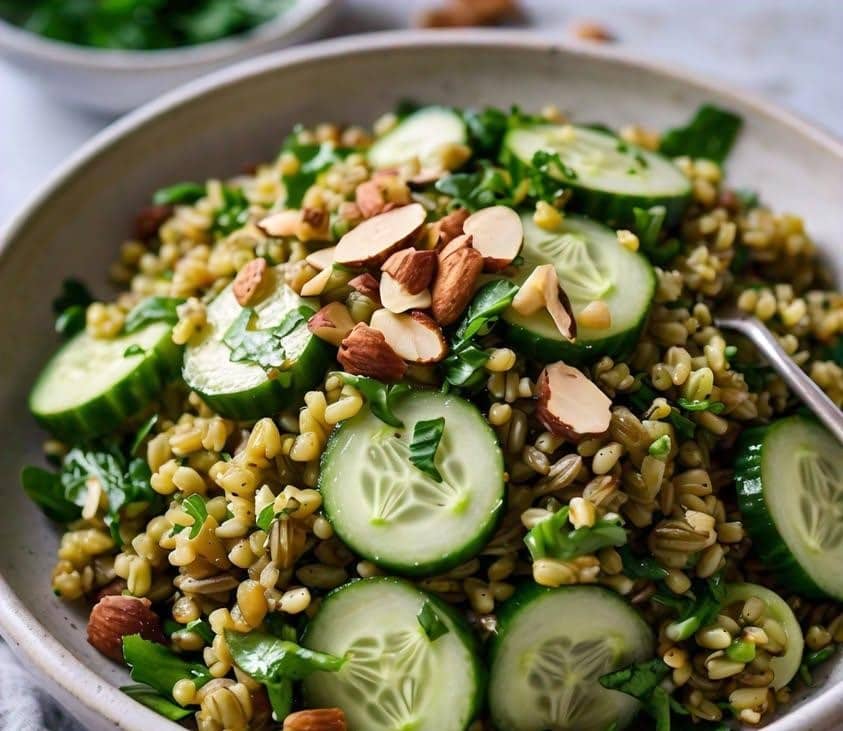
[[0, 0, 338, 70], [1, 29, 841, 731]]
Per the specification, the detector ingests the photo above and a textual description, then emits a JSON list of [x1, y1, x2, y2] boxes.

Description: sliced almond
[[335, 202, 426, 267], [338, 323, 407, 381], [431, 246, 484, 326], [305, 246, 336, 271], [434, 207, 470, 248], [300, 266, 333, 297], [512, 264, 576, 341], [438, 233, 472, 261], [536, 362, 612, 440], [463, 205, 523, 271], [233, 257, 268, 306], [380, 272, 432, 313], [370, 309, 448, 363], [283, 708, 347, 731], [355, 179, 387, 218], [308, 302, 356, 347], [348, 272, 381, 302], [382, 248, 437, 294], [257, 209, 300, 237]]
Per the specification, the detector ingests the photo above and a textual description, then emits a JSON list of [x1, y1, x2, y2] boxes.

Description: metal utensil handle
[[731, 317, 843, 444]]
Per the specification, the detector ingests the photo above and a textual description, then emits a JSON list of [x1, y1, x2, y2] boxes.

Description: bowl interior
[[0, 33, 841, 731]]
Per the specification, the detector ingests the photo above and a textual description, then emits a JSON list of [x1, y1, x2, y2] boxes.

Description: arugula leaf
[[664, 573, 725, 641], [677, 397, 726, 414], [222, 306, 310, 370], [152, 182, 205, 206], [213, 185, 250, 236], [123, 635, 211, 696], [225, 630, 345, 720], [335, 373, 410, 428], [123, 296, 184, 334], [417, 600, 450, 641], [617, 545, 669, 581], [600, 659, 672, 731], [120, 684, 193, 720], [409, 417, 445, 482], [659, 104, 743, 164], [20, 466, 81, 523], [463, 107, 509, 155], [280, 139, 356, 209], [131, 415, 158, 457], [52, 278, 93, 338], [435, 161, 515, 211], [524, 507, 627, 561], [182, 494, 208, 539]]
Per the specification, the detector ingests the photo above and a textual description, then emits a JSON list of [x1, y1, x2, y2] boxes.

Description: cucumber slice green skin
[[29, 324, 181, 442], [367, 106, 468, 170], [735, 416, 843, 600], [502, 214, 656, 366], [724, 583, 803, 689], [502, 124, 691, 228], [489, 584, 653, 731], [319, 389, 505, 577], [302, 577, 485, 731]]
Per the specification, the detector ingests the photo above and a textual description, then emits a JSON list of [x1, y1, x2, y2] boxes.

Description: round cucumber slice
[[368, 106, 468, 170], [735, 416, 843, 600], [29, 322, 181, 441], [319, 389, 504, 576], [182, 266, 330, 420], [503, 214, 655, 365], [723, 582, 803, 689], [489, 585, 653, 731], [503, 123, 691, 227], [302, 577, 484, 731]]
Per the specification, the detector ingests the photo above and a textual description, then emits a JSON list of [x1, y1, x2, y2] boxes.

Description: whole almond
[[438, 233, 472, 261], [308, 303, 356, 347], [87, 595, 165, 662], [338, 323, 407, 381], [283, 708, 347, 731], [382, 248, 437, 294], [93, 578, 128, 604], [431, 246, 483, 326], [348, 273, 381, 302], [233, 258, 268, 306]]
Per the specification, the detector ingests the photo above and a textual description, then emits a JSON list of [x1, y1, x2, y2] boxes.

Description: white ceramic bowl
[[0, 30, 841, 731], [0, 0, 339, 113]]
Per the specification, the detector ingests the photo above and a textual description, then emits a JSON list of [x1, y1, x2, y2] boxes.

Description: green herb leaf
[[677, 397, 726, 414], [213, 185, 250, 236], [416, 600, 450, 641], [659, 104, 743, 164], [628, 381, 696, 440], [153, 182, 205, 206], [617, 545, 669, 581], [182, 494, 208, 539], [435, 161, 515, 211], [665, 573, 725, 641], [257, 503, 277, 532], [409, 417, 445, 482], [463, 107, 508, 155], [130, 415, 159, 457], [600, 659, 672, 731], [222, 306, 310, 370], [335, 373, 409, 428], [184, 619, 214, 645], [52, 279, 93, 338], [632, 205, 679, 264], [20, 466, 81, 523], [280, 140, 356, 209], [120, 684, 194, 720], [524, 507, 627, 561], [122, 635, 211, 697], [123, 296, 185, 334]]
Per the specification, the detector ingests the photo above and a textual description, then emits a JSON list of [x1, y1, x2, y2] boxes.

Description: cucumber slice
[[29, 323, 180, 441], [302, 577, 483, 731], [735, 415, 843, 600], [724, 583, 803, 689], [319, 389, 504, 576], [368, 106, 468, 170], [503, 123, 691, 227], [503, 214, 655, 365], [489, 585, 653, 731], [182, 266, 331, 420]]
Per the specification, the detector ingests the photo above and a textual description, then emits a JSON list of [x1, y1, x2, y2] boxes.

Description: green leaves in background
[[153, 181, 206, 206], [659, 104, 743, 164], [52, 278, 93, 338]]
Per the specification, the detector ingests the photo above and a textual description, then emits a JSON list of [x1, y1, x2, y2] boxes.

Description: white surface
[[0, 0, 841, 223]]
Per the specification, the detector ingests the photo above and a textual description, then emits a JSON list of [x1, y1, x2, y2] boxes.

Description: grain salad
[[23, 102, 843, 731]]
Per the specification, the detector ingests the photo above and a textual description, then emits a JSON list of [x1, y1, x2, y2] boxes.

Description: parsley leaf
[[659, 104, 743, 164], [462, 106, 509, 155], [213, 185, 250, 236], [335, 373, 410, 428], [123, 635, 211, 696], [435, 161, 515, 211], [409, 417, 445, 482], [417, 600, 450, 641], [20, 466, 81, 523], [152, 182, 205, 206], [120, 685, 193, 721], [632, 205, 680, 265], [182, 494, 208, 539], [52, 278, 93, 338], [524, 507, 627, 561], [600, 659, 673, 731], [123, 296, 184, 334], [280, 138, 357, 209], [628, 381, 696, 440], [222, 306, 310, 370]]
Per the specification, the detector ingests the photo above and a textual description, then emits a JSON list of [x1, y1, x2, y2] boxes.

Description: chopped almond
[[300, 267, 333, 297], [258, 209, 300, 237], [511, 264, 576, 341], [233, 258, 268, 306], [355, 179, 388, 218], [370, 309, 448, 363], [338, 323, 407, 381], [335, 203, 426, 267], [431, 246, 484, 326], [305, 246, 336, 272], [463, 205, 523, 271], [308, 303, 356, 347], [380, 272, 432, 313], [348, 273, 381, 302], [382, 248, 437, 294], [536, 362, 612, 440]]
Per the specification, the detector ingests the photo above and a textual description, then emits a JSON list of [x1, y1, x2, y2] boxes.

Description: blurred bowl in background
[[0, 0, 340, 114]]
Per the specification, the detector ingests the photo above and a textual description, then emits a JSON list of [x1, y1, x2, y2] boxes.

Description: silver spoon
[[714, 307, 843, 444]]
